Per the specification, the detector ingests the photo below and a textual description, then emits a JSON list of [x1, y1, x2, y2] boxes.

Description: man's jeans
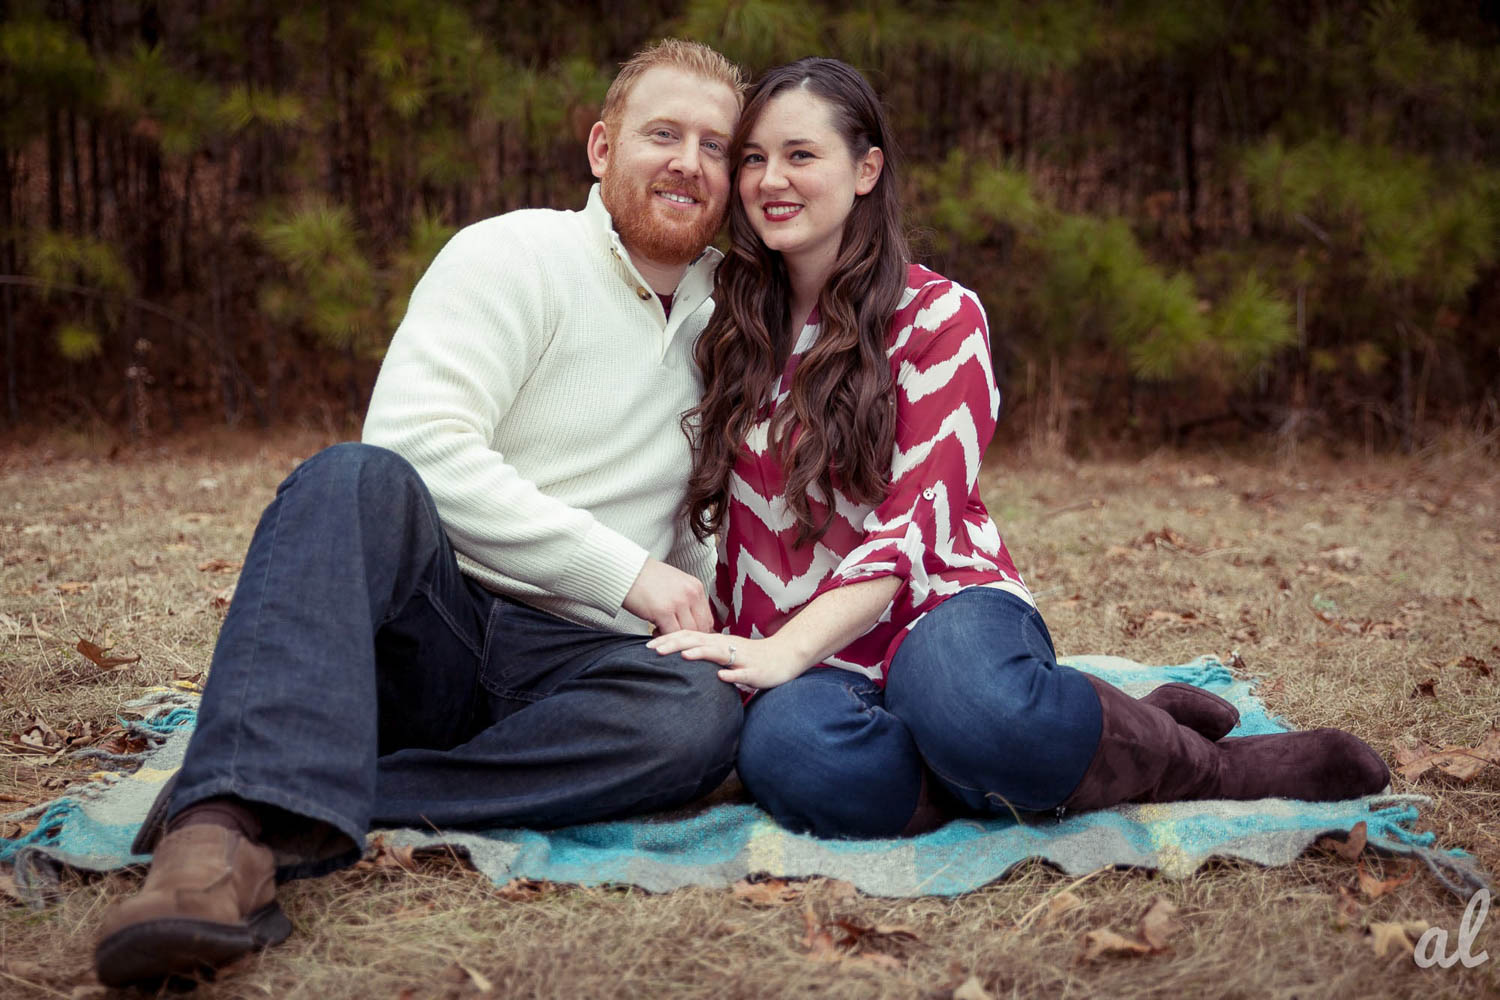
[[171, 443, 742, 878], [736, 588, 1102, 838]]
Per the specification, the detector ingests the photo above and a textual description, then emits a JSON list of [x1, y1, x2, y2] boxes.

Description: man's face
[[589, 66, 739, 269]]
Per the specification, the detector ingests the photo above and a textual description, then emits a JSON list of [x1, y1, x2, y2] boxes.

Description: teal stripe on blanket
[[2, 657, 1486, 901]]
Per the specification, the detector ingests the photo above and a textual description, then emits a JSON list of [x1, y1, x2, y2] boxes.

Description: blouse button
[[922, 487, 936, 500]]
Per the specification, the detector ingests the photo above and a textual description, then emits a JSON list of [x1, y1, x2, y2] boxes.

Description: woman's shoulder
[[888, 263, 987, 345]]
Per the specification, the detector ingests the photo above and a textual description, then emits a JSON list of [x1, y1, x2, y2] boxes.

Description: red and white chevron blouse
[[713, 264, 1032, 686]]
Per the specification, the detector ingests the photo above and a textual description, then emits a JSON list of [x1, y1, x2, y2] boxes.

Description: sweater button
[[922, 487, 936, 500], [636, 286, 650, 300]]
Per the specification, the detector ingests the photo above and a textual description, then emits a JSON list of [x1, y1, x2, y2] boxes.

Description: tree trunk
[[46, 108, 63, 230]]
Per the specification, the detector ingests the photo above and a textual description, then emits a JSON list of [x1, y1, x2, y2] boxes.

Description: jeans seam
[[226, 476, 290, 787], [407, 580, 484, 661]]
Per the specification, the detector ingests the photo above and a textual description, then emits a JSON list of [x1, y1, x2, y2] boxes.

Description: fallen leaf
[[953, 976, 995, 1000], [55, 581, 91, 595], [1395, 729, 1500, 782], [1132, 526, 1202, 553], [75, 638, 140, 670], [197, 558, 242, 573], [359, 834, 417, 872], [801, 905, 838, 961], [493, 878, 560, 902], [1321, 546, 1363, 571], [1449, 655, 1491, 678], [100, 731, 151, 756], [1317, 821, 1368, 862], [820, 878, 858, 903], [1368, 920, 1430, 958], [1080, 928, 1155, 961], [210, 584, 235, 609], [830, 916, 920, 948], [1040, 890, 1085, 928], [1138, 898, 1180, 950], [0, 869, 22, 903], [1357, 860, 1413, 899], [1410, 677, 1437, 698], [732, 877, 804, 907]]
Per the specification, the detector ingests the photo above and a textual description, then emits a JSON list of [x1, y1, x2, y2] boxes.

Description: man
[[94, 39, 745, 987]]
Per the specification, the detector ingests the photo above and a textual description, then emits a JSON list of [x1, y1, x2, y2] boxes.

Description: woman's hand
[[645, 631, 810, 690]]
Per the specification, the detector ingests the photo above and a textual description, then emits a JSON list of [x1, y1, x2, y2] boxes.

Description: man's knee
[[291, 442, 419, 493], [664, 665, 742, 785]]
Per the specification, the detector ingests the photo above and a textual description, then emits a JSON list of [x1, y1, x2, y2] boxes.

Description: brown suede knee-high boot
[[1139, 682, 1239, 741], [1059, 676, 1389, 813]]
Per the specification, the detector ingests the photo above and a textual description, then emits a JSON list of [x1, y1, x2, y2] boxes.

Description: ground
[[1, 428, 1497, 999]]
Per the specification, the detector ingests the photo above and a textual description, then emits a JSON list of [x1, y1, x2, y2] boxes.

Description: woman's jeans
[[737, 588, 1102, 838], [171, 443, 742, 878]]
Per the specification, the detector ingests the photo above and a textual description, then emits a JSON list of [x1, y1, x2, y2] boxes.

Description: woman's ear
[[854, 147, 884, 196]]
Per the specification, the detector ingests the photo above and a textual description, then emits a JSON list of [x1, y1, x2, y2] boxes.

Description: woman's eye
[[742, 153, 764, 165]]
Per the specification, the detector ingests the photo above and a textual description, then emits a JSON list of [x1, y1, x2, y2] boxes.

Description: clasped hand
[[645, 630, 807, 690]]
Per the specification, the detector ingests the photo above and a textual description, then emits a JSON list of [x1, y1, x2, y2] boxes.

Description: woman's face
[[737, 88, 882, 280]]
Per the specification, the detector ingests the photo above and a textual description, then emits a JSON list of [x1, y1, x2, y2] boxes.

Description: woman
[[647, 58, 1389, 838]]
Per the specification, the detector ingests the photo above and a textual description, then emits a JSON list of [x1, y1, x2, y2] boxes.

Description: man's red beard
[[601, 168, 724, 267]]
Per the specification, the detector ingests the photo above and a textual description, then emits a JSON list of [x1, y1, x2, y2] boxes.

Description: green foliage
[[217, 85, 306, 132], [0, 15, 98, 142], [912, 152, 1293, 383], [1245, 135, 1497, 303], [1209, 275, 1296, 377], [677, 0, 823, 71], [385, 212, 457, 331], [103, 42, 225, 156], [258, 201, 456, 357], [54, 322, 102, 362], [257, 201, 379, 354], [28, 231, 133, 296], [0, 15, 95, 91]]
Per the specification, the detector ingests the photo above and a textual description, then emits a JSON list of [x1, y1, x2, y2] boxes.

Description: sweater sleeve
[[362, 221, 649, 615], [820, 279, 999, 605]]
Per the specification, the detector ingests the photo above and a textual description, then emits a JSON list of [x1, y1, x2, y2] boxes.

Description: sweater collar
[[583, 184, 722, 332]]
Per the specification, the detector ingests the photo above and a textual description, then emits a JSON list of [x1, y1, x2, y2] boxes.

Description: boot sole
[[94, 901, 292, 988]]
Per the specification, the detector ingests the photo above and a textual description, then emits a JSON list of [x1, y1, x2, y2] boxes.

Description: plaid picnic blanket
[[2, 656, 1485, 901]]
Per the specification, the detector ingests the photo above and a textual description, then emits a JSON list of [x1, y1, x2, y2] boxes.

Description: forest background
[[3, 0, 1498, 454]]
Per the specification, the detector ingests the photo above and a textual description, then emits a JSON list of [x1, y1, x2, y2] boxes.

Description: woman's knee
[[737, 675, 923, 838]]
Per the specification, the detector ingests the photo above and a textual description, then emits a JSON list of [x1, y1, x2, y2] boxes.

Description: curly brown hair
[[682, 58, 910, 546]]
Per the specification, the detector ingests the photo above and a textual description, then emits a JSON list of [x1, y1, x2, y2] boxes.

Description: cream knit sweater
[[363, 185, 718, 634]]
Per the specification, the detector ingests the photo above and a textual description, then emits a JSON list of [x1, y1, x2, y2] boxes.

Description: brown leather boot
[[1059, 676, 1389, 813], [94, 824, 290, 987], [1140, 682, 1240, 741]]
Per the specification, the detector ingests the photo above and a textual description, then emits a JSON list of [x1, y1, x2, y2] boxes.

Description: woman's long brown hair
[[682, 58, 910, 546]]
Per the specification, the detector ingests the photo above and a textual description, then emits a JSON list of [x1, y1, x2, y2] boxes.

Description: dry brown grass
[[2, 430, 1498, 999]]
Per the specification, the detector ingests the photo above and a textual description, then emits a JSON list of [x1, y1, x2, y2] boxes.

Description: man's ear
[[587, 121, 610, 180], [854, 147, 884, 196]]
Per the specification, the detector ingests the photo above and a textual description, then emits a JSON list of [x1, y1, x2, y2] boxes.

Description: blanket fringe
[[0, 798, 78, 864]]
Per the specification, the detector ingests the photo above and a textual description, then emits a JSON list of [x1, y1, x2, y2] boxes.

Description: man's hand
[[645, 631, 809, 690], [622, 558, 713, 635]]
